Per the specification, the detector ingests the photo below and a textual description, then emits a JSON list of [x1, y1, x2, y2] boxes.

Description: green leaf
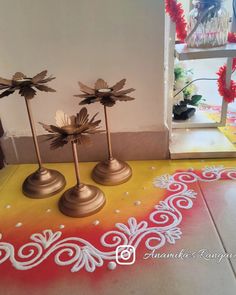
[[188, 95, 203, 106], [174, 67, 185, 80]]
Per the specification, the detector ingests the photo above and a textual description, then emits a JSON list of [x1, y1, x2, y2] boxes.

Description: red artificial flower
[[216, 38, 236, 103], [217, 64, 236, 103], [233, 58, 236, 69], [228, 32, 236, 43], [165, 0, 187, 42]]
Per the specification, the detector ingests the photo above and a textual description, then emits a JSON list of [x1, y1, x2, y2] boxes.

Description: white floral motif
[[165, 228, 182, 244], [153, 174, 174, 189], [0, 166, 235, 273], [155, 201, 175, 212], [116, 218, 148, 236], [69, 246, 104, 273], [184, 190, 197, 198], [202, 166, 224, 174], [31, 230, 61, 248]]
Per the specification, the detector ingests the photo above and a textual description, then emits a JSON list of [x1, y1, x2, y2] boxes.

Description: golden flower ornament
[[40, 107, 102, 149], [75, 78, 135, 107], [0, 70, 56, 100]]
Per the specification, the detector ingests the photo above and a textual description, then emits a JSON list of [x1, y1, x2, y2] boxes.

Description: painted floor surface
[[0, 160, 236, 295], [202, 104, 236, 145]]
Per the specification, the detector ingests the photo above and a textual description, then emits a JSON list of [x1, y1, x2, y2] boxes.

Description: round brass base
[[92, 158, 132, 186], [22, 167, 66, 198], [58, 184, 106, 218]]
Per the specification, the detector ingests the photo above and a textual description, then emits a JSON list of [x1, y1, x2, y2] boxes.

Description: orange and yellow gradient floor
[[0, 160, 236, 295]]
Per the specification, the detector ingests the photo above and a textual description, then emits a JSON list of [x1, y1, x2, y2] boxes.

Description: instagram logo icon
[[116, 245, 136, 265]]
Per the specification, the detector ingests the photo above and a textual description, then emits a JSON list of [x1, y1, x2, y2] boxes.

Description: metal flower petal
[[55, 110, 72, 127], [75, 78, 135, 107], [78, 82, 95, 95], [40, 107, 102, 149], [0, 70, 56, 100], [111, 79, 126, 91], [95, 79, 108, 90]]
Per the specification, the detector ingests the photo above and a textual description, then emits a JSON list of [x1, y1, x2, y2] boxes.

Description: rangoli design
[[0, 166, 235, 273]]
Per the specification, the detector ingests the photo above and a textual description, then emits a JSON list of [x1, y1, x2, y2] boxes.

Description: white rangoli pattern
[[0, 166, 235, 272]]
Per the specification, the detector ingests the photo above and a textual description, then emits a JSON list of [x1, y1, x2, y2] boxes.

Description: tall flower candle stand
[[0, 70, 66, 198], [75, 78, 135, 186], [40, 107, 106, 217]]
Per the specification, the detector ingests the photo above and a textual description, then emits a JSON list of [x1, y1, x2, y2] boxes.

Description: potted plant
[[173, 63, 204, 120]]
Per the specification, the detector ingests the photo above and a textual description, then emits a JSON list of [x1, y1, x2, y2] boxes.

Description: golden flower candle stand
[[0, 71, 66, 198], [75, 78, 135, 186], [40, 108, 106, 217]]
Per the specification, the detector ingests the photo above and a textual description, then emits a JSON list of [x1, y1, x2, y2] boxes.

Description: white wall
[[0, 0, 165, 136]]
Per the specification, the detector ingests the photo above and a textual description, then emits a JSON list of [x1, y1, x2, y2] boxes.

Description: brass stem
[[72, 141, 81, 186], [104, 106, 113, 160], [24, 98, 42, 169]]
